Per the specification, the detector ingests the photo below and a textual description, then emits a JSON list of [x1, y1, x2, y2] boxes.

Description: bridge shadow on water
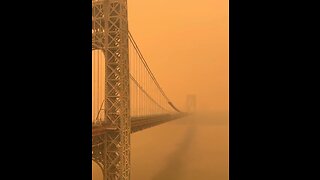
[[151, 120, 197, 180]]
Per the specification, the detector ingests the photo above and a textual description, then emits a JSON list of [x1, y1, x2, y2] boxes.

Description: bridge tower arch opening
[[92, 160, 104, 179], [92, 50, 106, 124]]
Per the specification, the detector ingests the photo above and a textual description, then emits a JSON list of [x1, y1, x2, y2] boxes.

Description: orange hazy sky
[[127, 0, 228, 112]]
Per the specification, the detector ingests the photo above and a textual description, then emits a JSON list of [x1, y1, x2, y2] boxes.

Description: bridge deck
[[92, 113, 188, 136]]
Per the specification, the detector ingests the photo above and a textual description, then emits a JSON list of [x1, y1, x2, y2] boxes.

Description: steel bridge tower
[[186, 95, 196, 113], [92, 0, 130, 179]]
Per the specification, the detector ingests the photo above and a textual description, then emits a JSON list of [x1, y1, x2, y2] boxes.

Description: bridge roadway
[[92, 113, 188, 137]]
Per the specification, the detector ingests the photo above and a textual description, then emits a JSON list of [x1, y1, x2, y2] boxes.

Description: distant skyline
[[128, 0, 228, 112]]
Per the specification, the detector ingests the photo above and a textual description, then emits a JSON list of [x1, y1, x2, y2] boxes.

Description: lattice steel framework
[[92, 0, 130, 179]]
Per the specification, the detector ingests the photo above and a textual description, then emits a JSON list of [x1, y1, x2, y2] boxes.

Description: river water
[[92, 111, 228, 180]]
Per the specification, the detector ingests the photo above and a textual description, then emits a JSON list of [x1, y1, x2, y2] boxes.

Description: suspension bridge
[[92, 0, 193, 179]]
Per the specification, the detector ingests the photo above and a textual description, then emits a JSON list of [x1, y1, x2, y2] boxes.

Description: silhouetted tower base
[[186, 95, 196, 113], [92, 0, 130, 179]]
